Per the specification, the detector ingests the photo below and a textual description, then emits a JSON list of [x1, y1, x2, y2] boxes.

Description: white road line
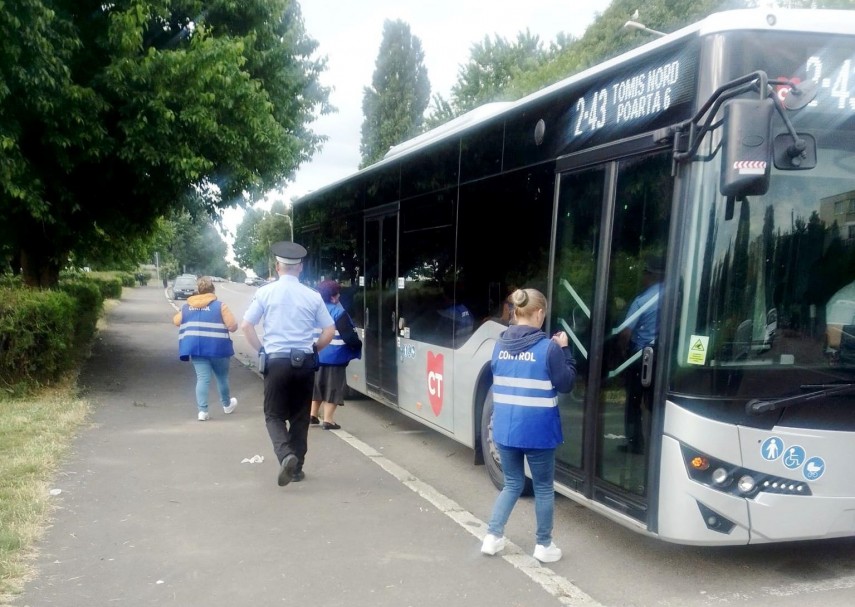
[[334, 428, 605, 607]]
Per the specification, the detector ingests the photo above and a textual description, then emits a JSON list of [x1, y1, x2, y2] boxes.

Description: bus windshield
[[673, 31, 855, 410], [675, 134, 855, 404]]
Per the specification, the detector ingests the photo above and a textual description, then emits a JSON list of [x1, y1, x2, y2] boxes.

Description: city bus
[[294, 8, 855, 545]]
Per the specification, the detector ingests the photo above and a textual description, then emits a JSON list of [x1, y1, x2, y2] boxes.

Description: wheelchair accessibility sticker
[[782, 445, 805, 470], [760, 437, 825, 481]]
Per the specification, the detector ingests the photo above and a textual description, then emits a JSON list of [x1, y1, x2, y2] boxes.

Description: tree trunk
[[19, 246, 61, 288]]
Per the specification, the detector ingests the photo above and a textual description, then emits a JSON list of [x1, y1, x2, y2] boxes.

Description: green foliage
[[508, 0, 738, 100], [84, 272, 125, 299], [425, 0, 754, 128], [55, 278, 104, 350], [426, 30, 555, 128], [161, 211, 230, 277], [0, 288, 76, 394], [233, 206, 266, 271], [233, 202, 293, 277], [0, 273, 110, 395], [359, 20, 430, 167], [0, 0, 330, 287]]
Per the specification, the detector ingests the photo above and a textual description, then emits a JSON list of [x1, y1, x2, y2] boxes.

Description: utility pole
[[623, 20, 666, 37], [274, 212, 293, 241]]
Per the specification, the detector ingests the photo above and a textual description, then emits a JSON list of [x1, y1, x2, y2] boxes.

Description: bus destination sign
[[568, 44, 699, 146], [780, 51, 855, 113]]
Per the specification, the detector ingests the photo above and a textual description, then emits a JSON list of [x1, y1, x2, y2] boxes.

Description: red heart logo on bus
[[427, 351, 444, 416]]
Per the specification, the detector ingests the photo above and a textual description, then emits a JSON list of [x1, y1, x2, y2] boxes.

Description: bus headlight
[[681, 445, 811, 499], [712, 467, 729, 485], [737, 475, 756, 494]]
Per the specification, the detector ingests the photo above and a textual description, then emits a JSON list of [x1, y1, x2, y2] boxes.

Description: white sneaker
[[223, 397, 238, 414], [480, 533, 506, 556], [533, 542, 562, 563], [197, 410, 210, 421]]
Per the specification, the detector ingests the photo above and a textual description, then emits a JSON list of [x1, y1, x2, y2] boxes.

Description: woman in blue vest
[[481, 288, 576, 563], [310, 280, 362, 430], [173, 276, 239, 421]]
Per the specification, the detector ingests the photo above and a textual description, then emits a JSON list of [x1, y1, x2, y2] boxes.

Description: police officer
[[616, 254, 664, 455], [240, 241, 335, 487]]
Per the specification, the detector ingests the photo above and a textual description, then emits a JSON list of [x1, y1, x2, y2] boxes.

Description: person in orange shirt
[[173, 276, 239, 421]]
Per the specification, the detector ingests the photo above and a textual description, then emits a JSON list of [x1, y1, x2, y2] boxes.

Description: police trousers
[[263, 358, 316, 470]]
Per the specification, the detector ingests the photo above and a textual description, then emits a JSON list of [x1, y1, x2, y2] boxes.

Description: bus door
[[364, 207, 399, 404], [552, 151, 673, 524]]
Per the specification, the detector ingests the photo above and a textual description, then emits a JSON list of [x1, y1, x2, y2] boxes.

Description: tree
[[233, 201, 293, 277], [166, 213, 230, 277], [359, 20, 430, 168], [233, 207, 267, 272], [0, 0, 331, 287], [508, 0, 740, 99], [426, 30, 552, 128]]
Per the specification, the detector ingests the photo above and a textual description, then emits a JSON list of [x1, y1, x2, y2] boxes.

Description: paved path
[[10, 285, 593, 607]]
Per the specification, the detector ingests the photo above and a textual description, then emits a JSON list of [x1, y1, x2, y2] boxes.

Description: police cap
[[271, 241, 307, 265]]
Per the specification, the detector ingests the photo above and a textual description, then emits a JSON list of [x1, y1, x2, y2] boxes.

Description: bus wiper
[[746, 383, 855, 415]]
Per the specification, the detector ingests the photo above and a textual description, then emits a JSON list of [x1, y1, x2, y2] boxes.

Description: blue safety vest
[[318, 303, 361, 366], [178, 300, 234, 361], [491, 337, 562, 449]]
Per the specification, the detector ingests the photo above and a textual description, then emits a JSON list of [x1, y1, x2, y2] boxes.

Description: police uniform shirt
[[625, 282, 662, 352], [243, 275, 334, 353]]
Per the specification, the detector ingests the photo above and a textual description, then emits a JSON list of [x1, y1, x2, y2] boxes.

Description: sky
[[221, 0, 615, 252]]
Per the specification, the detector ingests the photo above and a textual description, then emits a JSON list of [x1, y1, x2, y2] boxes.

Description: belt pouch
[[290, 350, 306, 368]]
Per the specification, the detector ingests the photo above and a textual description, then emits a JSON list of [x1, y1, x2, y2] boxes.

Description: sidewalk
[[10, 285, 567, 607]]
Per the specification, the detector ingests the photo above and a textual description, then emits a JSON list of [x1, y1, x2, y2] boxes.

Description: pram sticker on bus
[[687, 335, 709, 365], [803, 457, 826, 481]]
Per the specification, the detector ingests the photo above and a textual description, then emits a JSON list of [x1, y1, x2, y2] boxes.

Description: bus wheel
[[480, 388, 532, 495]]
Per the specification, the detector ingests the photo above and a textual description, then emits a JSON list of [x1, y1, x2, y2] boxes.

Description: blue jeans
[[487, 445, 556, 546], [190, 356, 232, 412]]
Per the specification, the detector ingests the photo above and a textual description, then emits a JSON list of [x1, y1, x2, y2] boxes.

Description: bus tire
[[480, 388, 533, 496]]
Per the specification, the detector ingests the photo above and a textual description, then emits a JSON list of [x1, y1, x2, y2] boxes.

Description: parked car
[[171, 275, 197, 299], [244, 276, 266, 287]]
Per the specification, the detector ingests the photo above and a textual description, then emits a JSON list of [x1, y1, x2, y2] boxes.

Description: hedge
[[0, 276, 106, 396]]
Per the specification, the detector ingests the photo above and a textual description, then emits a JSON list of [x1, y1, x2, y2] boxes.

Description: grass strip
[[0, 379, 91, 603]]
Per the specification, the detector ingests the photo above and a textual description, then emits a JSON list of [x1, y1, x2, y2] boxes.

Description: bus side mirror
[[720, 98, 774, 197], [773, 132, 816, 170]]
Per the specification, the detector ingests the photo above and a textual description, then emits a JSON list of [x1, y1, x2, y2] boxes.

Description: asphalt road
[[9, 284, 595, 607], [10, 283, 855, 607]]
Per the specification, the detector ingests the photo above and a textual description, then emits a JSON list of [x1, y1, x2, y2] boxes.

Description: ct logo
[[427, 351, 444, 416], [774, 76, 800, 102]]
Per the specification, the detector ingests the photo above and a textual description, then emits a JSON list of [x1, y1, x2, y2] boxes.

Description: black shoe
[[310, 416, 320, 425], [322, 422, 341, 430], [291, 470, 305, 482], [277, 454, 298, 487]]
